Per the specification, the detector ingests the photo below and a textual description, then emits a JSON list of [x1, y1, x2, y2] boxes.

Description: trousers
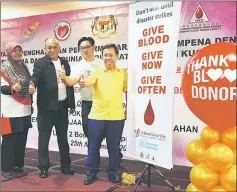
[[37, 100, 71, 169], [86, 119, 124, 176]]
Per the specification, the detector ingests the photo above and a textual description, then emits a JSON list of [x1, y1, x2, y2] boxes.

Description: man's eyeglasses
[[79, 45, 92, 52]]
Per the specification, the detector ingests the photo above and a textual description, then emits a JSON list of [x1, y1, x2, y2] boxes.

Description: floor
[[1, 148, 190, 191]]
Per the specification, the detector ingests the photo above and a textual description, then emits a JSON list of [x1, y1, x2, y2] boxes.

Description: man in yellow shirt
[[60, 43, 127, 185], [79, 43, 127, 185]]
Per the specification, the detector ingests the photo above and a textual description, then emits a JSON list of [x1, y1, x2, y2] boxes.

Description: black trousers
[[81, 100, 92, 138], [37, 100, 71, 170], [1, 117, 29, 172], [81, 100, 123, 161]]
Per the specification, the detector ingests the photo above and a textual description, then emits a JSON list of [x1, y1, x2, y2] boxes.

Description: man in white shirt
[[60, 37, 126, 171], [75, 37, 103, 138]]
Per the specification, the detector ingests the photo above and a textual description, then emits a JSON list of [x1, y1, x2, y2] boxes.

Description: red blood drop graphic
[[195, 7, 203, 19], [144, 99, 155, 125]]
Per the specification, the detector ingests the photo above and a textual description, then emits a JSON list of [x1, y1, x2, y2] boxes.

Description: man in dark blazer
[[31, 37, 75, 178]]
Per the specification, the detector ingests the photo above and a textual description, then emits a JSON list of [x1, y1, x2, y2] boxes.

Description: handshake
[[12, 80, 36, 94]]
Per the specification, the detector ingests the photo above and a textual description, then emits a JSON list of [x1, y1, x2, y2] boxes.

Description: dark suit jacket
[[31, 56, 75, 112]]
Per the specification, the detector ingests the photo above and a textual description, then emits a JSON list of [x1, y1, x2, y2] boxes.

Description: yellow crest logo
[[91, 15, 118, 39]]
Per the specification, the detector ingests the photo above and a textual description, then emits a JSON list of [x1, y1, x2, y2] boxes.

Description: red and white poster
[[126, 1, 182, 169]]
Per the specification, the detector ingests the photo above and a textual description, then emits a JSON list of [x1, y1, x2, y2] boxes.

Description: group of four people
[[1, 37, 128, 185]]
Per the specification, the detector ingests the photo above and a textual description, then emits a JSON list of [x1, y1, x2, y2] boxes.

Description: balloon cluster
[[181, 42, 236, 192], [185, 126, 236, 191]]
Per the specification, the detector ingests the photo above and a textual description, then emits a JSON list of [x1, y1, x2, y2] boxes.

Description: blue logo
[[139, 140, 158, 151], [139, 140, 145, 148]]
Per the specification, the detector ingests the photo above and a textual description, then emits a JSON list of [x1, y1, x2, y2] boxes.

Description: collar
[[45, 55, 61, 64], [104, 65, 121, 72], [82, 57, 95, 64]]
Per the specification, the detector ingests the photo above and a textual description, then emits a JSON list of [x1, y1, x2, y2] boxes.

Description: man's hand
[[59, 65, 66, 80], [79, 75, 86, 88], [12, 80, 22, 92], [29, 81, 36, 94]]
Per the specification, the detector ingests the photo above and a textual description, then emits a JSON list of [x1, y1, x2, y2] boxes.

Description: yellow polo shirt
[[87, 67, 128, 120]]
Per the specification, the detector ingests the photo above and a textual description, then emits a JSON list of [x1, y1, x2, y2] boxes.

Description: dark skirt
[[1, 115, 32, 135]]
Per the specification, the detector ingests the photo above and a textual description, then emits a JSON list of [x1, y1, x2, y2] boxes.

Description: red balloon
[[182, 42, 236, 132]]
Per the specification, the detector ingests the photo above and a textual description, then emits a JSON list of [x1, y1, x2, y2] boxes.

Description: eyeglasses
[[79, 45, 92, 52]]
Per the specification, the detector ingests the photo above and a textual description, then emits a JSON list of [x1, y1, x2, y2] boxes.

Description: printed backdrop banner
[[172, 1, 236, 167], [1, 2, 236, 167], [1, 4, 129, 158], [127, 1, 181, 169]]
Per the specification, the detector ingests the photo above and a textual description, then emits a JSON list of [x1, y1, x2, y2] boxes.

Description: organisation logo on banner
[[189, 3, 209, 23], [179, 3, 221, 34], [54, 20, 72, 41], [91, 15, 118, 39]]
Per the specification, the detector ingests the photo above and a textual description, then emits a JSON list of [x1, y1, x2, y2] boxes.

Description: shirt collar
[[45, 55, 60, 64], [104, 65, 121, 72]]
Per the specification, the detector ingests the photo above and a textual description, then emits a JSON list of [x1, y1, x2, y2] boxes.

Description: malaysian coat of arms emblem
[[91, 15, 118, 39]]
